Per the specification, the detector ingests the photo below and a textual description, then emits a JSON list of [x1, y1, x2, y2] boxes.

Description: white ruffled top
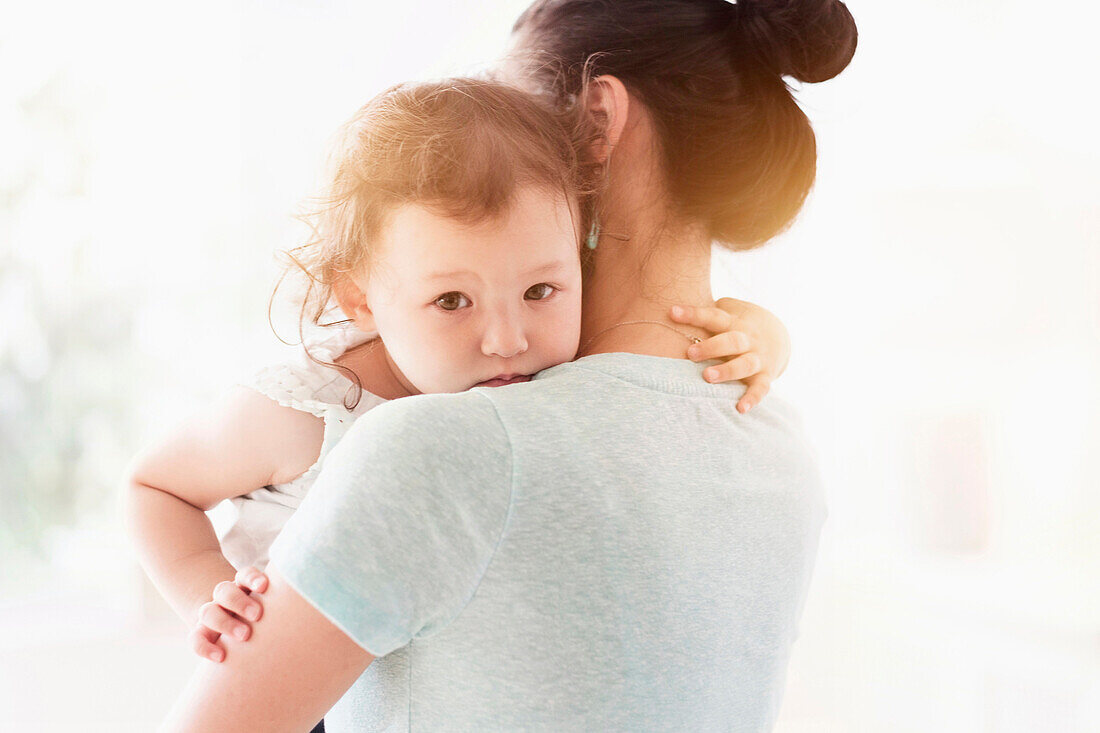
[[218, 325, 389, 571]]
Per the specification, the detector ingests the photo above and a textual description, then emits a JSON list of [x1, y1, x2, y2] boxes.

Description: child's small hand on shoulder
[[191, 567, 270, 663], [670, 297, 791, 414]]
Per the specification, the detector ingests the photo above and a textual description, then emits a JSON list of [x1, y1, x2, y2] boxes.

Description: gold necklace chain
[[578, 319, 703, 356]]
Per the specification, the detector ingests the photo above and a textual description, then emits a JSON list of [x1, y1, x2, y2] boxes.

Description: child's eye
[[434, 292, 470, 311], [525, 283, 557, 301]]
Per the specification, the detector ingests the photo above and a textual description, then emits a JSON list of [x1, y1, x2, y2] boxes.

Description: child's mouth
[[476, 374, 532, 387]]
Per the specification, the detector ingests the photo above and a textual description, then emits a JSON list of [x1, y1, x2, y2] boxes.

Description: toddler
[[126, 78, 788, 674]]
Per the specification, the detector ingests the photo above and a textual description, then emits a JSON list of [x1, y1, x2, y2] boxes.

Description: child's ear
[[332, 273, 378, 333]]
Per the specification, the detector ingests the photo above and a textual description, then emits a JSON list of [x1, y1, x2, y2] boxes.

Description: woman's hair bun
[[730, 0, 858, 83]]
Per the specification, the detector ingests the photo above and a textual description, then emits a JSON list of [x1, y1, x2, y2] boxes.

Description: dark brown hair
[[271, 78, 599, 408], [511, 0, 858, 249]]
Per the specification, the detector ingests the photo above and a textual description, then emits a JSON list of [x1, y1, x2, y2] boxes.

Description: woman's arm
[[158, 391, 515, 729], [124, 386, 324, 653], [159, 566, 375, 733]]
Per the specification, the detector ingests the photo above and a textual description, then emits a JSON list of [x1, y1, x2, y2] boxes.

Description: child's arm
[[124, 386, 324, 658], [669, 297, 791, 413]]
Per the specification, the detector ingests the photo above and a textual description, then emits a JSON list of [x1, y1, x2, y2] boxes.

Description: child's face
[[343, 185, 583, 394]]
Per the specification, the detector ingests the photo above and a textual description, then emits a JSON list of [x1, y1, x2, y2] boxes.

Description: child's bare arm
[[124, 386, 324, 638]]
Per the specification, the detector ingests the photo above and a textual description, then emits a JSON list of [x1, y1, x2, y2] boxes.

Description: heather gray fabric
[[269, 352, 825, 732]]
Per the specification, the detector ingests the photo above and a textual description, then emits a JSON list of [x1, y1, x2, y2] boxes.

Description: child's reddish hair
[[271, 77, 599, 408]]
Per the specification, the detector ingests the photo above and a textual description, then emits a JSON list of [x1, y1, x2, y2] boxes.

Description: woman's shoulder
[[307, 390, 513, 507], [338, 389, 509, 463], [358, 388, 502, 433]]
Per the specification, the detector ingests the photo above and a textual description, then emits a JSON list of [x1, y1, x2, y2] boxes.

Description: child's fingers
[[213, 580, 263, 623], [199, 600, 252, 642], [669, 305, 734, 335], [189, 624, 226, 663], [737, 376, 772, 414], [686, 331, 751, 362], [701, 353, 762, 384], [235, 566, 269, 594], [714, 297, 750, 318]]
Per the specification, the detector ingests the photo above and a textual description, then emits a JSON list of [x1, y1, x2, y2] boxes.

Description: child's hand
[[669, 298, 791, 414], [190, 566, 269, 663]]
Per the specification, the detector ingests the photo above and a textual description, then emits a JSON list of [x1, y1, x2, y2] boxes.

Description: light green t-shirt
[[269, 352, 825, 732]]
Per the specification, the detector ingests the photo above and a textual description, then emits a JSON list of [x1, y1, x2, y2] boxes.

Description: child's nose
[[481, 315, 528, 359]]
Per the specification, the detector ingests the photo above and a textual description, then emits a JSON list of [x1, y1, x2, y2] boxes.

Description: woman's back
[[270, 352, 825, 731]]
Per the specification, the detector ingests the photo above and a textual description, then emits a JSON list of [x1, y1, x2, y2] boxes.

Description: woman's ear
[[586, 75, 631, 165], [332, 273, 378, 333]]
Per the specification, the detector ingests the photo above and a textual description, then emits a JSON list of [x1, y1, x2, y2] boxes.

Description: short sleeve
[[268, 390, 514, 658]]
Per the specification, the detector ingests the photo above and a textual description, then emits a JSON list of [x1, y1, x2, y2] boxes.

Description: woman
[[161, 1, 857, 730]]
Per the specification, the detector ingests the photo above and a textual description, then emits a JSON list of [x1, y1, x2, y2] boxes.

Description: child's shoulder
[[243, 326, 385, 419]]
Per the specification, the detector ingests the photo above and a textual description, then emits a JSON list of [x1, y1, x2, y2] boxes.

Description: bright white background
[[1, 1, 1097, 730]]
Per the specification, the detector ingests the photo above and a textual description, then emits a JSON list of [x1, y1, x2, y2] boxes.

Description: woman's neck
[[576, 104, 717, 359], [578, 217, 715, 360]]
